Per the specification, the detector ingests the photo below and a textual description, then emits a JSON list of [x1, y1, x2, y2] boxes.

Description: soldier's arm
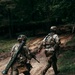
[[37, 41, 44, 53], [10, 45, 16, 57], [23, 46, 32, 60], [54, 34, 61, 50]]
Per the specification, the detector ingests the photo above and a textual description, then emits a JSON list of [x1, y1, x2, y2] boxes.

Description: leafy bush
[[58, 50, 75, 74]]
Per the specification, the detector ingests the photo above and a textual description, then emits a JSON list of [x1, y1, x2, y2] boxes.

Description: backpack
[[44, 33, 56, 57], [44, 33, 55, 46]]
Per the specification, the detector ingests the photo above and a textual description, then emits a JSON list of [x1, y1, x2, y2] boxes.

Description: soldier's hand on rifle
[[27, 54, 32, 60], [30, 52, 36, 58]]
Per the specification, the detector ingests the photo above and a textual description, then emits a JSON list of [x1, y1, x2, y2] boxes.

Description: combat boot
[[55, 71, 60, 75]]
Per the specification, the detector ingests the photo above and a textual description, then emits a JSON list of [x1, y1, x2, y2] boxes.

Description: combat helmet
[[17, 34, 27, 41], [50, 26, 57, 32]]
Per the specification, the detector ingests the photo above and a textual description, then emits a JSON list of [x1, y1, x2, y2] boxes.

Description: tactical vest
[[44, 33, 56, 57], [45, 33, 56, 47]]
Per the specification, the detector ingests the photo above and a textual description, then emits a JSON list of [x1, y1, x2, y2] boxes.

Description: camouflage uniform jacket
[[39, 33, 60, 57], [11, 43, 31, 66], [42, 33, 60, 51]]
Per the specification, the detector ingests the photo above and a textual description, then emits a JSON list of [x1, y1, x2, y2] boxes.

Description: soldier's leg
[[52, 61, 58, 74], [42, 58, 52, 75], [52, 55, 59, 75], [10, 66, 19, 75], [23, 63, 31, 75], [23, 71, 30, 75], [26, 63, 32, 71]]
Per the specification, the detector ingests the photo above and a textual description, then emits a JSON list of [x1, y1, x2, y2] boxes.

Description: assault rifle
[[30, 53, 40, 63], [2, 41, 25, 75]]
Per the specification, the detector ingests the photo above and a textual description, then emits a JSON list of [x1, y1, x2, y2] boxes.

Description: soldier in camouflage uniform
[[10, 35, 32, 75], [38, 26, 60, 75]]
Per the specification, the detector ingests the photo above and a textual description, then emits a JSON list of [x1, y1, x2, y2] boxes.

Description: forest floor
[[0, 34, 74, 75]]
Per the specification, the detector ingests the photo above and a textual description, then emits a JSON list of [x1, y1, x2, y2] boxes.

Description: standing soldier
[[38, 26, 60, 75], [10, 34, 32, 75]]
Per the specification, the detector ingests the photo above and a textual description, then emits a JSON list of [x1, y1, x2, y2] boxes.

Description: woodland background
[[0, 0, 75, 38]]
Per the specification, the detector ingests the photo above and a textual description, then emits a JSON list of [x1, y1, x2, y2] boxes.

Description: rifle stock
[[2, 41, 25, 75]]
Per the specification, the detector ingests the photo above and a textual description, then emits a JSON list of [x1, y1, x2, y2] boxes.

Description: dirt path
[[0, 34, 73, 75]]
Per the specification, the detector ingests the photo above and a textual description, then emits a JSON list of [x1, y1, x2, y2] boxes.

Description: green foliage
[[58, 50, 75, 74], [58, 35, 75, 74], [0, 0, 75, 38], [0, 0, 75, 26], [0, 39, 16, 52], [0, 37, 33, 52]]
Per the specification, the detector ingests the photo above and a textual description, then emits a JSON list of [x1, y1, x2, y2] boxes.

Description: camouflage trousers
[[42, 51, 58, 75], [10, 62, 32, 75]]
